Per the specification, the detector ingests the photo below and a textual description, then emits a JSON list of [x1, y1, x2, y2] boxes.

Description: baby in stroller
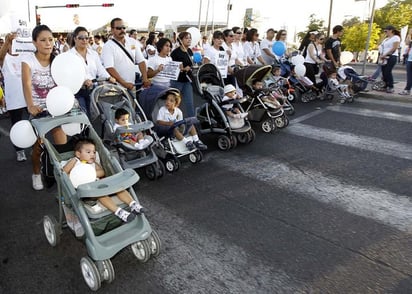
[[222, 84, 249, 119], [252, 79, 284, 110], [155, 90, 207, 151], [63, 138, 147, 223], [114, 108, 151, 150]]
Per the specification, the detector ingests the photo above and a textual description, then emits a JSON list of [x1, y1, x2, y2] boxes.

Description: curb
[[358, 90, 412, 103]]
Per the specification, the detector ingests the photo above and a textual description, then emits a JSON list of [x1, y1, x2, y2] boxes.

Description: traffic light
[[102, 3, 114, 7], [66, 4, 79, 8], [36, 14, 41, 25]]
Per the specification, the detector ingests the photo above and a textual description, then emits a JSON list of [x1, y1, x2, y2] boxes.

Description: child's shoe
[[239, 112, 248, 119], [130, 201, 148, 215], [185, 141, 196, 151], [194, 140, 207, 151], [115, 208, 136, 222]]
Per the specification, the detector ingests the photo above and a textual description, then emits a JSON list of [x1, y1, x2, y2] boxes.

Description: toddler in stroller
[[31, 112, 160, 291], [323, 71, 354, 103], [63, 138, 147, 223], [222, 84, 249, 120], [90, 83, 164, 180], [337, 65, 369, 94]]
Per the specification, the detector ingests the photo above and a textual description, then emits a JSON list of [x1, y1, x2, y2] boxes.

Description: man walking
[[325, 25, 344, 70]]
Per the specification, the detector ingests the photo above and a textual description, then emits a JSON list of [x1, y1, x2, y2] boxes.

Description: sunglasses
[[281, 33, 287, 36], [228, 34, 234, 37], [114, 26, 126, 30], [77, 35, 89, 40], [319, 38, 324, 40], [236, 32, 242, 34]]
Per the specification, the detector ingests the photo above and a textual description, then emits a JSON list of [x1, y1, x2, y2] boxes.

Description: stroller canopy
[[193, 63, 225, 96], [234, 65, 272, 90]]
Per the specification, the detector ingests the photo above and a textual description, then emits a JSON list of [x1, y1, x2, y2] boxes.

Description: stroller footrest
[[76, 169, 139, 198]]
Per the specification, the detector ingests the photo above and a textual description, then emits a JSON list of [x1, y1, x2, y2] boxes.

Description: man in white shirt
[[101, 18, 150, 92], [260, 28, 277, 65]]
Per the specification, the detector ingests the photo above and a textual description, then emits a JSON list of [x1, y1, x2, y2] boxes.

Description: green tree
[[342, 17, 361, 27], [297, 14, 327, 42], [342, 22, 381, 51], [374, 0, 412, 29]]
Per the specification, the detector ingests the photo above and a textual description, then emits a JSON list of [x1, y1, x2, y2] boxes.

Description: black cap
[[384, 25, 396, 31]]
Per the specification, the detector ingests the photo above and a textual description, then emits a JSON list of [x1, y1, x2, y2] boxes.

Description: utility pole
[[198, 0, 202, 31], [327, 0, 333, 37], [226, 0, 232, 28], [362, 0, 376, 75]]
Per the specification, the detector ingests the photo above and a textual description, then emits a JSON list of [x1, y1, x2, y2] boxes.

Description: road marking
[[327, 105, 412, 123], [357, 97, 412, 108], [209, 152, 412, 233], [285, 123, 412, 161], [289, 108, 328, 124]]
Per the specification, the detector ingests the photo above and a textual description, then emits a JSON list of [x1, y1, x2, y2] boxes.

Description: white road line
[[357, 97, 412, 108], [209, 153, 412, 233], [289, 108, 328, 124], [0, 125, 9, 137], [328, 105, 412, 123], [285, 123, 412, 161]]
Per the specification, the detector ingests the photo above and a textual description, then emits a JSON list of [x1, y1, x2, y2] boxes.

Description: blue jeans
[[381, 55, 397, 88], [170, 80, 195, 117], [405, 61, 412, 90]]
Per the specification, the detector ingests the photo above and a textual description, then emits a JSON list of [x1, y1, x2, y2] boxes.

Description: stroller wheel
[[96, 259, 115, 284], [237, 132, 250, 144], [261, 118, 273, 133], [248, 129, 256, 143], [230, 135, 238, 149], [80, 256, 102, 291], [43, 215, 61, 247], [348, 96, 355, 103], [217, 135, 232, 151], [340, 98, 346, 104], [156, 160, 166, 178], [147, 229, 162, 257], [189, 152, 198, 164], [145, 163, 159, 181], [164, 156, 180, 172], [287, 93, 296, 102], [274, 116, 286, 129], [326, 94, 334, 100], [130, 240, 151, 263], [301, 93, 310, 103], [195, 150, 203, 162]]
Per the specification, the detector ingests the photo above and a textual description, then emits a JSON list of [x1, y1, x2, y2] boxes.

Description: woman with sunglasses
[[222, 29, 241, 86], [231, 26, 246, 66], [244, 28, 266, 65], [69, 26, 116, 118], [378, 25, 400, 93], [303, 33, 327, 93]]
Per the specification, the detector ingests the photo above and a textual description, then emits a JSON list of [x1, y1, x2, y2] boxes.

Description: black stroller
[[235, 65, 289, 133], [193, 63, 255, 150], [89, 83, 165, 180]]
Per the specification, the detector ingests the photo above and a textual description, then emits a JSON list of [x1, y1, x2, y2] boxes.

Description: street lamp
[[357, 0, 376, 75], [327, 0, 333, 37]]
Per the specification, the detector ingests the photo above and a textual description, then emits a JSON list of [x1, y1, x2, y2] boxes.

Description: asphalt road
[[0, 75, 412, 293]]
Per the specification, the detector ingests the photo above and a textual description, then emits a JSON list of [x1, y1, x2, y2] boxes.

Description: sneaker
[[399, 90, 410, 95], [386, 87, 394, 93], [115, 208, 136, 222], [185, 141, 196, 151], [32, 174, 44, 191], [130, 202, 148, 215], [194, 140, 208, 151], [16, 150, 27, 162], [239, 112, 248, 119]]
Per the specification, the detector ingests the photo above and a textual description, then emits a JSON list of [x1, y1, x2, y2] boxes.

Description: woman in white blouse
[[379, 25, 401, 93], [243, 28, 266, 65]]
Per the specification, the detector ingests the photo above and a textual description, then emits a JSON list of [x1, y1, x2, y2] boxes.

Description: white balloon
[[10, 120, 37, 148], [294, 64, 306, 77], [70, 163, 97, 188], [51, 52, 86, 94], [46, 86, 75, 116], [186, 27, 201, 47], [291, 55, 305, 65], [340, 51, 354, 65], [62, 123, 81, 136]]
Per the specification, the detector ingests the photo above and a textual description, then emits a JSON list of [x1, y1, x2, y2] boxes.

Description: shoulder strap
[[111, 38, 134, 64]]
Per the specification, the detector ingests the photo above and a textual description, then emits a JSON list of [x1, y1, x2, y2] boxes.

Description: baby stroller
[[337, 65, 369, 94], [140, 87, 204, 172], [193, 63, 255, 151], [235, 65, 289, 133], [31, 112, 161, 291], [264, 75, 296, 115], [89, 83, 164, 180], [319, 63, 354, 103]]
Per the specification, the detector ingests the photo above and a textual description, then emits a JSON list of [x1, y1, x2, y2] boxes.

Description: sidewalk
[[359, 80, 412, 103]]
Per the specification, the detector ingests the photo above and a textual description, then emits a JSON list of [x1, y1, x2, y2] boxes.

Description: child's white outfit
[[113, 123, 151, 150], [328, 78, 351, 98], [221, 95, 248, 119]]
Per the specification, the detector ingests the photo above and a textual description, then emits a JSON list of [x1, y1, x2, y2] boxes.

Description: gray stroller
[[31, 112, 161, 291], [89, 83, 165, 180]]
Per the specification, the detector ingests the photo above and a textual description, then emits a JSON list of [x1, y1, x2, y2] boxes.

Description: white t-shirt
[[101, 37, 146, 83], [2, 53, 26, 110], [243, 41, 262, 64], [304, 43, 322, 64], [70, 47, 110, 81], [21, 53, 56, 109], [260, 38, 275, 65], [380, 35, 401, 56], [157, 105, 183, 123], [232, 41, 246, 66], [147, 55, 173, 86], [221, 95, 235, 110], [222, 42, 237, 67], [204, 46, 229, 78]]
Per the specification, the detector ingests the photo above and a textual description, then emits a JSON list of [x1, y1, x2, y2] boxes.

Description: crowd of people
[[0, 17, 410, 191]]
